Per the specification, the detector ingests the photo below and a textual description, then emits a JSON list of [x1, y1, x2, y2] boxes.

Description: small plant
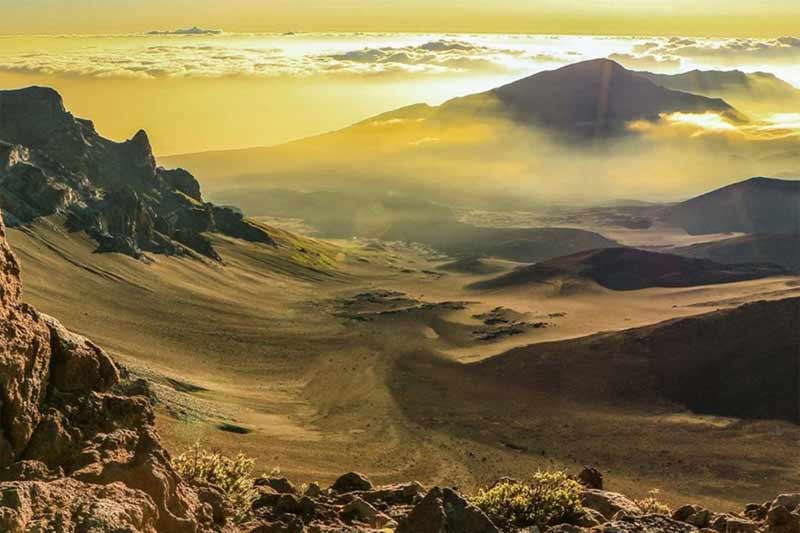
[[473, 471, 583, 531], [173, 443, 257, 523], [635, 489, 672, 515]]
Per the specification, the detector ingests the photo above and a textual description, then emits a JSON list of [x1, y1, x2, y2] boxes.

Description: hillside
[[473, 297, 800, 423], [672, 233, 800, 273], [470, 247, 785, 291], [665, 177, 800, 235], [0, 86, 273, 260]]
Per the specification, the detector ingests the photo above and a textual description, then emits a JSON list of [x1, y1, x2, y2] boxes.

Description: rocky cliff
[[0, 86, 273, 261], [0, 212, 233, 531]]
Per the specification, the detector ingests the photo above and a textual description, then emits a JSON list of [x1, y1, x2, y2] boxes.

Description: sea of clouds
[[0, 31, 798, 84]]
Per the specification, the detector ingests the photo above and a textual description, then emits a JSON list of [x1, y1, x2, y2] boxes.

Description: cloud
[[633, 35, 800, 65], [0, 45, 299, 79], [146, 26, 223, 36], [608, 53, 681, 71], [0, 38, 569, 80], [322, 39, 563, 75]]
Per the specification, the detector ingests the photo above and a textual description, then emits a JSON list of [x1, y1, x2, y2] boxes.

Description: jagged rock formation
[[0, 213, 232, 531], [0, 86, 273, 260]]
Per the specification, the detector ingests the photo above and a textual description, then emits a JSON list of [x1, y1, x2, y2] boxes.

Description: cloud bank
[[0, 36, 568, 80], [619, 36, 800, 67], [0, 33, 797, 83]]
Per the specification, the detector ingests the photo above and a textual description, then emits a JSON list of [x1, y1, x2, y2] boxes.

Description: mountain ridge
[[0, 86, 275, 261], [636, 69, 800, 102]]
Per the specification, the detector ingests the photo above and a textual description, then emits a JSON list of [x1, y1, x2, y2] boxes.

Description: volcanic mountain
[[665, 176, 800, 235], [448, 58, 738, 135], [163, 59, 744, 196], [470, 247, 786, 291], [0, 86, 273, 261]]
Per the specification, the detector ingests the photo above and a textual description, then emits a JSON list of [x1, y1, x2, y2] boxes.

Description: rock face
[[0, 86, 273, 260], [0, 212, 228, 531]]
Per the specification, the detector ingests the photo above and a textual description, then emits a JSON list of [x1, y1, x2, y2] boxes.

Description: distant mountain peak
[[475, 58, 736, 136]]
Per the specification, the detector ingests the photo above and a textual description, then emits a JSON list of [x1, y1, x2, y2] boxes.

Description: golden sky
[[1, 3, 799, 156], [1, 0, 799, 37]]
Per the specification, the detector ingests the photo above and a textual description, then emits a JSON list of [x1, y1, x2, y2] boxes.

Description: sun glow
[[664, 112, 738, 131]]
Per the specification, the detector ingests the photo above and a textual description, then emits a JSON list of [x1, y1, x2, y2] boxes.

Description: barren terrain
[[9, 214, 799, 513]]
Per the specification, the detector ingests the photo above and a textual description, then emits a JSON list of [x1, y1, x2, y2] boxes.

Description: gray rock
[[397, 486, 499, 533], [581, 489, 642, 520], [591, 515, 698, 532], [331, 472, 374, 494]]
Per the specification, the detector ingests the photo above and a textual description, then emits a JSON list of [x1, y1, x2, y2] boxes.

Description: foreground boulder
[[580, 489, 642, 520], [396, 487, 499, 533], [0, 213, 227, 531], [331, 472, 374, 494]]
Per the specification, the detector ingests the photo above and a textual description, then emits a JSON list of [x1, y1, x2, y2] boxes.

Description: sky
[[2, 0, 800, 37], [0, 3, 799, 155]]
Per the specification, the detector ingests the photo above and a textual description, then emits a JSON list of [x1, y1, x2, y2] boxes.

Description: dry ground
[[8, 217, 799, 512]]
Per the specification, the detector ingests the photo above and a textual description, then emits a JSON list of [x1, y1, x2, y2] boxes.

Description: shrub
[[473, 471, 583, 531], [635, 489, 671, 515], [173, 443, 257, 523]]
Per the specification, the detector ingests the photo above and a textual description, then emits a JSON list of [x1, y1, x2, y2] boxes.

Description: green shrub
[[473, 471, 583, 531], [635, 489, 671, 515], [173, 443, 257, 523]]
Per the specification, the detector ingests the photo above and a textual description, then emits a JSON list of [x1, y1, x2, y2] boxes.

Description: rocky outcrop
[[0, 86, 273, 260], [0, 212, 230, 531], [244, 467, 800, 533]]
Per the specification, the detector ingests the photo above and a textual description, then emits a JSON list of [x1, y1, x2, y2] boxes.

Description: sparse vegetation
[[635, 489, 672, 515], [173, 443, 257, 523], [473, 471, 583, 531]]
